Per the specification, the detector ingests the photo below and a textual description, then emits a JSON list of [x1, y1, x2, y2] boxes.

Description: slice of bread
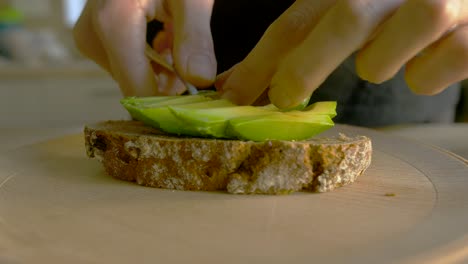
[[84, 120, 372, 194]]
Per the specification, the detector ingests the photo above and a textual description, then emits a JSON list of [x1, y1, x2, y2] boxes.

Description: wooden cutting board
[[0, 125, 467, 264], [381, 124, 468, 159]]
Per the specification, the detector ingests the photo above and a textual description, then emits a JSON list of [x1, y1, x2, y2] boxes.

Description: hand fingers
[[269, 0, 403, 109], [405, 25, 468, 95], [217, 63, 271, 105], [220, 0, 336, 105], [150, 27, 174, 74], [356, 0, 463, 84], [152, 26, 173, 53], [92, 0, 160, 97], [73, 1, 111, 74], [168, 0, 217, 88], [151, 27, 187, 95], [153, 49, 187, 95], [156, 72, 187, 95], [214, 64, 238, 93]]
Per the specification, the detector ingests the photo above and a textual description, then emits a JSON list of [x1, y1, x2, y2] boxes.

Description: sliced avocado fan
[[226, 112, 334, 141], [120, 93, 337, 141], [121, 92, 216, 127], [169, 105, 275, 138]]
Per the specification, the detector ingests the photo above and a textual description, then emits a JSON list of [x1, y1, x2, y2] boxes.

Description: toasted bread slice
[[84, 121, 372, 194]]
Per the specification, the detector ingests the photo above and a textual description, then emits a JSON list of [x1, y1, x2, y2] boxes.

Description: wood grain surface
[[0, 125, 467, 264]]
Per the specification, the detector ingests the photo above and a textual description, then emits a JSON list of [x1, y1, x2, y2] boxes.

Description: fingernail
[[187, 54, 216, 81]]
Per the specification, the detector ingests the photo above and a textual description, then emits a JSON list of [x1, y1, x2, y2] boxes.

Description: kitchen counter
[[379, 123, 468, 160], [1, 73, 467, 264]]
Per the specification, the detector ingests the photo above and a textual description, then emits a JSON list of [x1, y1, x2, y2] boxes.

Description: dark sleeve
[[309, 54, 461, 127]]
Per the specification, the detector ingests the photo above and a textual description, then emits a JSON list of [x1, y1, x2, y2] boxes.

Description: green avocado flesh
[[226, 113, 334, 141], [169, 105, 275, 138], [120, 93, 337, 141], [303, 101, 337, 117], [121, 94, 215, 125], [140, 99, 235, 136]]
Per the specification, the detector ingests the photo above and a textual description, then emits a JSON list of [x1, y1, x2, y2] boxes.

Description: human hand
[[73, 0, 217, 97], [217, 0, 468, 109]]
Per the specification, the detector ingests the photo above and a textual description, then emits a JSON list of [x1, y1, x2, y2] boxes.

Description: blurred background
[[0, 0, 127, 141], [0, 0, 466, 154]]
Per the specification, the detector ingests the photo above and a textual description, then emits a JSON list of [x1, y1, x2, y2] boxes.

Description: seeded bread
[[84, 120, 372, 194]]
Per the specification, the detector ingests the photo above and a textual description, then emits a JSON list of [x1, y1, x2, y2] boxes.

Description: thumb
[[168, 0, 217, 88]]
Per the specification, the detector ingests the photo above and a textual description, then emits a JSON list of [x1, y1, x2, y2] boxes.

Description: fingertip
[[90, 0, 158, 97], [219, 78, 257, 106], [355, 52, 389, 84], [214, 66, 236, 92], [214, 76, 226, 92], [404, 70, 441, 96], [404, 58, 435, 95], [111, 58, 158, 97], [355, 52, 370, 81], [169, 0, 217, 88], [268, 70, 307, 109], [185, 54, 217, 87], [268, 88, 295, 109], [407, 84, 442, 96]]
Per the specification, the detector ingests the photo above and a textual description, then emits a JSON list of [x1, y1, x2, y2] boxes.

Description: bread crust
[[85, 121, 372, 194]]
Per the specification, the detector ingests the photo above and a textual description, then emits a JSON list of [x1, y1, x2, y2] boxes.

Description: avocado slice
[[226, 112, 334, 141], [121, 95, 179, 107], [140, 99, 236, 136], [121, 92, 218, 109], [169, 105, 275, 138], [121, 96, 178, 122], [121, 94, 214, 125], [302, 101, 337, 117], [120, 92, 337, 141], [121, 91, 219, 112]]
